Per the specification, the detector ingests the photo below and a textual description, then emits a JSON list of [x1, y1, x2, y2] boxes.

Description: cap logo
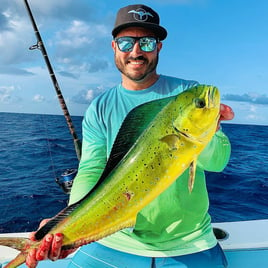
[[128, 8, 153, 22]]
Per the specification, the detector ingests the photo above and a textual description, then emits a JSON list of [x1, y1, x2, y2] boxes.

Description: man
[[26, 4, 234, 268]]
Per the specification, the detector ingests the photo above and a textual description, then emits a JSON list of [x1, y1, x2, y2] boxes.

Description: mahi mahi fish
[[0, 85, 220, 267]]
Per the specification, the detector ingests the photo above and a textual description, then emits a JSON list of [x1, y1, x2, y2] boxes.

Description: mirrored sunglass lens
[[117, 37, 135, 52], [139, 37, 156, 52], [116, 37, 157, 52]]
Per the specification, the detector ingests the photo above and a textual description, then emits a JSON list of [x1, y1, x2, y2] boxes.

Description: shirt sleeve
[[197, 129, 231, 172], [68, 104, 107, 205]]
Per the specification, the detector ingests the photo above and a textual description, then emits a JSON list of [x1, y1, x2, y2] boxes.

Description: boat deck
[[1, 220, 268, 267]]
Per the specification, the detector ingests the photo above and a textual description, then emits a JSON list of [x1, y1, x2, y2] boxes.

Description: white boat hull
[[1, 219, 267, 267], [213, 219, 268, 268]]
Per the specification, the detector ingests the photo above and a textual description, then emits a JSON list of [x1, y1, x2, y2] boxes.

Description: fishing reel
[[55, 168, 77, 194]]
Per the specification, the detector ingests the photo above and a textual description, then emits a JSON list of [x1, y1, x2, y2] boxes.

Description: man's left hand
[[217, 104, 234, 130]]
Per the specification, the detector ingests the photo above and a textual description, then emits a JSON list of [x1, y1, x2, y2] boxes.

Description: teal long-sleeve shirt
[[69, 75, 231, 257]]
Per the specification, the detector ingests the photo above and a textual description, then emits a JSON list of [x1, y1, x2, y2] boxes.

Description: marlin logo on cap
[[128, 8, 153, 22]]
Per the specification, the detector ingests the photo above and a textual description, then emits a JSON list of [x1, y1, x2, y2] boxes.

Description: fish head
[[173, 85, 220, 143]]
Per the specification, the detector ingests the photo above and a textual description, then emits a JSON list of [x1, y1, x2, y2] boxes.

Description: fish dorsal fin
[[35, 202, 81, 240], [35, 96, 175, 240], [99, 95, 175, 181]]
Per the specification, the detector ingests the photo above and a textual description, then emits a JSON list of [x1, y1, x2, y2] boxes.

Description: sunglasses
[[114, 36, 159, 53]]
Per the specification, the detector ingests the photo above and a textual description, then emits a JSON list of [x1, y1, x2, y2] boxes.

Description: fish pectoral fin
[[160, 134, 180, 150], [188, 160, 197, 193], [3, 252, 26, 268]]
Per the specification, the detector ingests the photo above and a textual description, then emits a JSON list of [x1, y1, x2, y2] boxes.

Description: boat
[[1, 2, 267, 268], [1, 219, 267, 267], [213, 219, 268, 267]]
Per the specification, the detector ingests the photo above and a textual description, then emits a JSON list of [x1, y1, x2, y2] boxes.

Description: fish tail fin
[[188, 160, 197, 193], [3, 253, 26, 268], [0, 237, 29, 250], [0, 237, 33, 267]]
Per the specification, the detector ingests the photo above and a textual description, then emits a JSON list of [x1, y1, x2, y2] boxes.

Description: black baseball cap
[[112, 4, 168, 41]]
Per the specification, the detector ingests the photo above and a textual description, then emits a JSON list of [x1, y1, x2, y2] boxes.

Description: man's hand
[[26, 219, 74, 268], [217, 103, 234, 130]]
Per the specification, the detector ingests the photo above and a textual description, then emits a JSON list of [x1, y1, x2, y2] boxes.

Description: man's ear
[[111, 40, 116, 52], [157, 41, 162, 53]]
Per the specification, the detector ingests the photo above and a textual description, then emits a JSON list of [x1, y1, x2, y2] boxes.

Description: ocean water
[[0, 112, 267, 233]]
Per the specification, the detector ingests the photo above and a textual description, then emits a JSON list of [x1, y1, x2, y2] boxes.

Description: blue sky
[[0, 0, 267, 125]]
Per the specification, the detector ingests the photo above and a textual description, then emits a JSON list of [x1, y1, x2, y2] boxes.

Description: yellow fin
[[188, 160, 197, 193], [160, 134, 180, 150], [3, 252, 26, 268]]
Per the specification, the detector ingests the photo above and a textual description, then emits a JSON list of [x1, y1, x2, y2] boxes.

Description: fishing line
[[24, 0, 81, 194], [41, 114, 58, 182]]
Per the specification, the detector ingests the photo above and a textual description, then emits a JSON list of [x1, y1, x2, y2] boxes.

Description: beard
[[114, 54, 159, 82]]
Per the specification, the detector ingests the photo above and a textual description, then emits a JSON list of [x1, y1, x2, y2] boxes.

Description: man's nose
[[131, 41, 143, 55]]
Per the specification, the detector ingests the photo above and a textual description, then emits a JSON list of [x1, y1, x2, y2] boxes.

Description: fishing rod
[[23, 0, 82, 162]]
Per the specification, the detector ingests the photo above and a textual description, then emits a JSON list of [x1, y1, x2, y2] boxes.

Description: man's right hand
[[25, 219, 74, 268]]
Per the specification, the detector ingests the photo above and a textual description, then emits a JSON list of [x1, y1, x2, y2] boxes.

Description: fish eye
[[195, 98, 206, 108]]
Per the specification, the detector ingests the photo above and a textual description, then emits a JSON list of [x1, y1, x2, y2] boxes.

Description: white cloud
[[28, 0, 72, 15], [56, 20, 93, 48], [85, 89, 94, 101], [249, 105, 257, 113], [71, 87, 105, 105], [0, 85, 21, 104], [145, 0, 206, 4], [50, 19, 111, 74], [0, 86, 14, 102], [33, 94, 45, 103], [0, 8, 35, 65], [54, 19, 109, 53], [245, 105, 266, 123], [225, 101, 268, 125]]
